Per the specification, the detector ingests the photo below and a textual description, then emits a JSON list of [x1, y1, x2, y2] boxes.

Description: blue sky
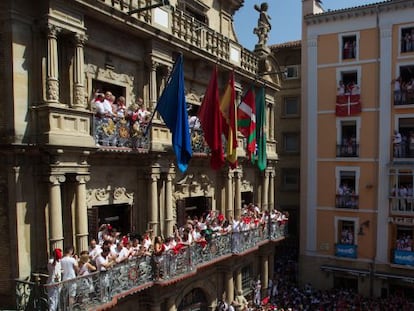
[[234, 0, 380, 50]]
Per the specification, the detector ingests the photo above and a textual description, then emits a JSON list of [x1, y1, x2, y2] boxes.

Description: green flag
[[256, 87, 267, 171]]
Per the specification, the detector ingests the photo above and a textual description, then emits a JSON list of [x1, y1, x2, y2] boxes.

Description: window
[[283, 132, 300, 153], [337, 120, 358, 157], [285, 65, 300, 79], [281, 168, 299, 191], [341, 34, 357, 60], [394, 65, 414, 105], [337, 220, 355, 245], [241, 266, 253, 296], [394, 116, 414, 158], [282, 96, 300, 117], [400, 26, 414, 53]]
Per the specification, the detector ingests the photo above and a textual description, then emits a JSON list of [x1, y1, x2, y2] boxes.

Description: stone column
[[149, 61, 158, 115], [269, 169, 275, 211], [165, 164, 175, 237], [235, 267, 242, 293], [234, 170, 242, 218], [225, 271, 234, 304], [269, 252, 275, 279], [225, 170, 233, 219], [262, 170, 269, 211], [48, 174, 65, 251], [75, 175, 90, 252], [73, 33, 87, 109], [261, 255, 269, 294], [46, 24, 60, 103], [148, 166, 160, 235]]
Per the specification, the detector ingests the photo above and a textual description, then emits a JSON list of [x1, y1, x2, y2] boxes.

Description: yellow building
[[301, 0, 414, 298], [0, 0, 285, 309]]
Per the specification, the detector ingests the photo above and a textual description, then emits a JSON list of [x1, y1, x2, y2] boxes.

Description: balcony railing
[[15, 223, 286, 310], [336, 194, 359, 209], [335, 244, 357, 259], [393, 249, 414, 266], [336, 143, 359, 157], [394, 90, 414, 106], [393, 142, 414, 159], [94, 116, 150, 150], [389, 197, 414, 214]]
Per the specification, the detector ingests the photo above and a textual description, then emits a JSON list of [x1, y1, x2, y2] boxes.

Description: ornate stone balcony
[[15, 223, 286, 310]]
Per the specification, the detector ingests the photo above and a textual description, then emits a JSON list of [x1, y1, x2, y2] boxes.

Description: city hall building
[[0, 0, 285, 309]]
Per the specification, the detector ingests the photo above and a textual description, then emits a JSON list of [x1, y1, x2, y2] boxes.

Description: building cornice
[[304, 0, 414, 26]]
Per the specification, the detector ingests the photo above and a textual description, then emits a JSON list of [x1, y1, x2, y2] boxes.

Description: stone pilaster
[[165, 164, 175, 237], [234, 170, 242, 218]]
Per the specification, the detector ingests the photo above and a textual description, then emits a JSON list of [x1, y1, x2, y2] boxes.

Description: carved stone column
[[76, 175, 90, 252], [46, 25, 60, 104], [149, 61, 158, 115], [262, 170, 269, 211], [225, 170, 234, 219], [48, 174, 65, 251], [234, 170, 242, 218], [165, 164, 175, 237], [73, 33, 87, 109], [148, 166, 160, 234]]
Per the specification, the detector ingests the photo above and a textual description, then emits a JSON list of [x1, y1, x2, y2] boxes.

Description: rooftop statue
[[254, 2, 271, 47]]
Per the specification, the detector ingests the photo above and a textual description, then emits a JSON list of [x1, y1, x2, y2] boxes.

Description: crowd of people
[[91, 90, 151, 147], [46, 204, 288, 310]]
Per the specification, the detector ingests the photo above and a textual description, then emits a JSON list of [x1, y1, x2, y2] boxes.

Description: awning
[[374, 272, 414, 283], [320, 264, 370, 277]]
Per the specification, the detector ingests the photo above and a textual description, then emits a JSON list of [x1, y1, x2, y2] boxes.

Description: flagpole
[[144, 53, 182, 137]]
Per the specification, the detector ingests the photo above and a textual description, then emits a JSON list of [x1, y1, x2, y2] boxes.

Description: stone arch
[[175, 278, 217, 310]]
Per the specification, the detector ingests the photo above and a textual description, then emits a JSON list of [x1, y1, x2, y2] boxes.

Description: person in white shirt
[[88, 239, 102, 264], [60, 246, 79, 307]]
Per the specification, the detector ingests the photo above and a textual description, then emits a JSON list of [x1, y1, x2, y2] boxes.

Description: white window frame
[[338, 32, 360, 61], [336, 66, 362, 90], [398, 24, 414, 56], [336, 116, 361, 147], [334, 216, 359, 245], [335, 166, 360, 196]]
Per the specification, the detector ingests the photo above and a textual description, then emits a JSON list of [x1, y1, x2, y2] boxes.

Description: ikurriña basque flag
[[152, 54, 192, 172]]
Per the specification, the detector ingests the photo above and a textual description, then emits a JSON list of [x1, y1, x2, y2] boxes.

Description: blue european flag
[[155, 54, 192, 172]]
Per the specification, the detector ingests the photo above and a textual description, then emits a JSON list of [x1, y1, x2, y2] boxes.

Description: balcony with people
[[392, 233, 414, 267], [336, 181, 359, 209], [15, 206, 288, 310], [335, 79, 361, 117], [392, 65, 414, 106], [335, 227, 357, 259]]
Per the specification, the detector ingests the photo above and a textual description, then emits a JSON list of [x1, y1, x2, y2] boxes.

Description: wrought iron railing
[[335, 194, 359, 209], [94, 116, 150, 149], [16, 223, 285, 310], [336, 143, 359, 157]]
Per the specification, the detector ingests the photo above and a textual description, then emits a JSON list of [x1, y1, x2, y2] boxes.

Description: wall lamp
[[128, 0, 170, 15], [358, 220, 370, 236]]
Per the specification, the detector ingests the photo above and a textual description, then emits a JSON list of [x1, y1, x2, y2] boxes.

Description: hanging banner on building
[[336, 95, 361, 116], [335, 244, 357, 258], [394, 249, 414, 266]]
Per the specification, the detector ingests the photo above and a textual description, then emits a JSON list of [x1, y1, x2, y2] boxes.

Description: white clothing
[[89, 245, 102, 261], [96, 255, 109, 272], [95, 99, 113, 116], [47, 259, 61, 311], [60, 256, 77, 281]]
